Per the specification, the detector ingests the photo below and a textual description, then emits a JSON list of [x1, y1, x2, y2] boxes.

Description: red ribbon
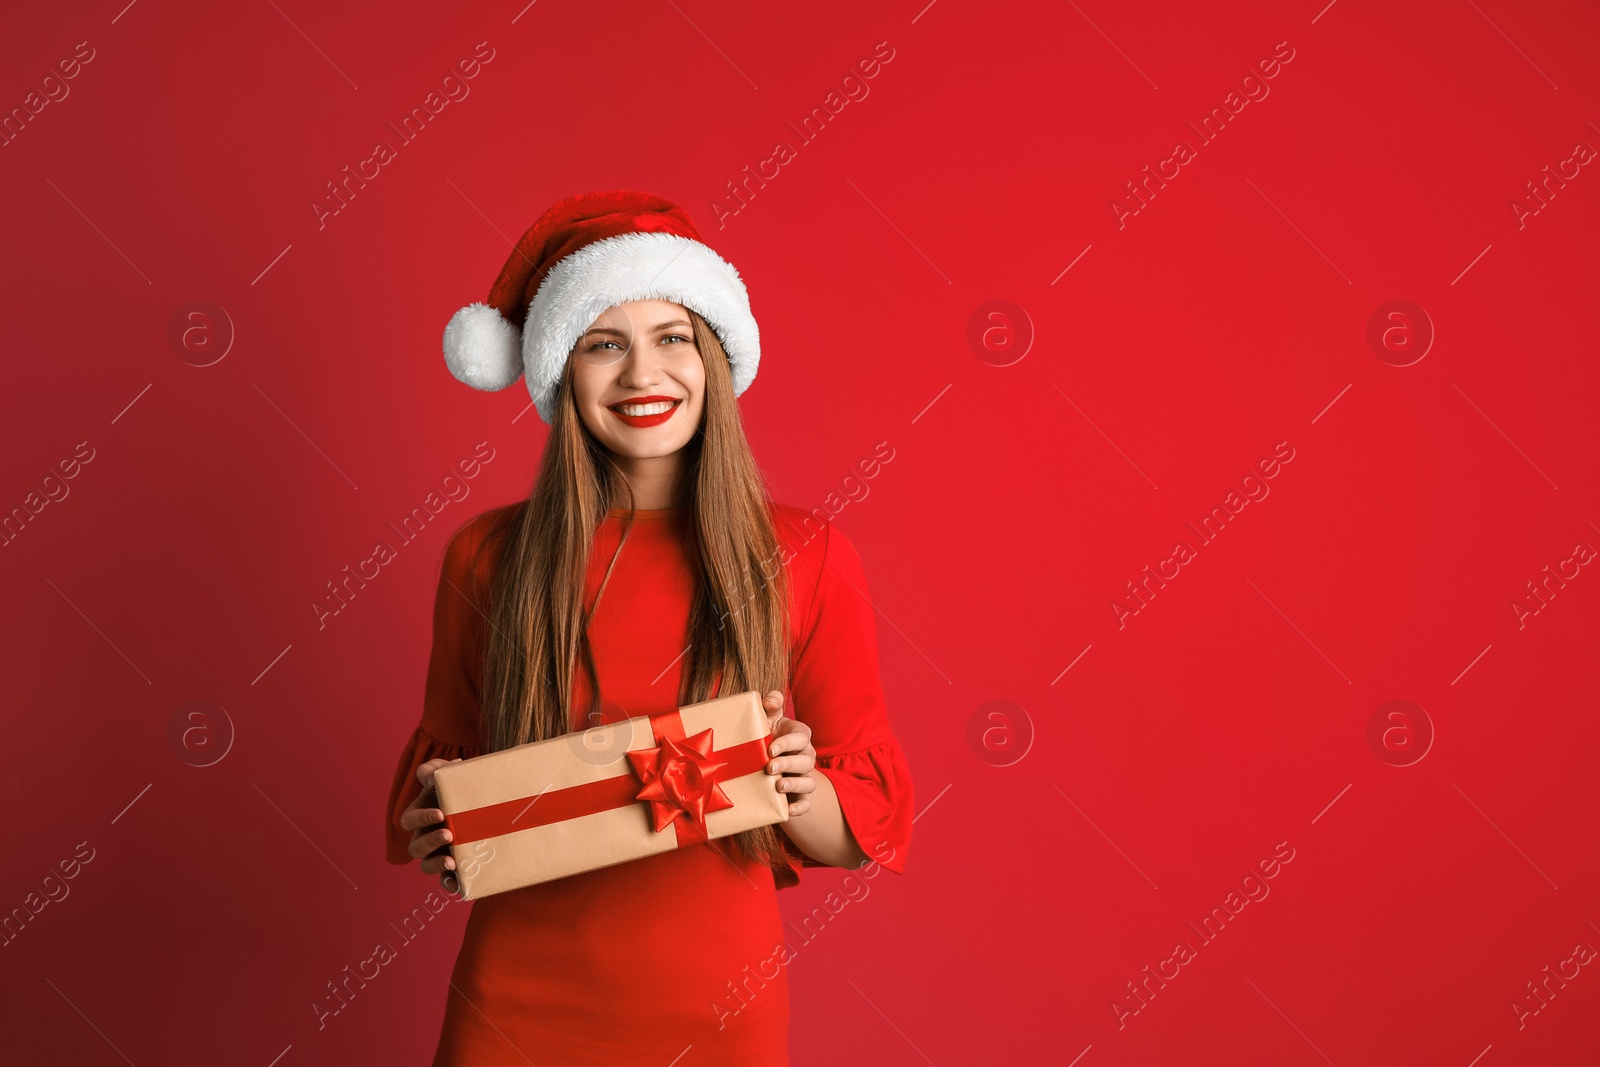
[[444, 708, 770, 848], [629, 710, 734, 843]]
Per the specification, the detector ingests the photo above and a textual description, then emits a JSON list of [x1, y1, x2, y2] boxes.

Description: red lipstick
[[607, 394, 682, 429]]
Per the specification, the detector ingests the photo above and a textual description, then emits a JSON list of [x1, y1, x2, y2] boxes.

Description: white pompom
[[442, 302, 523, 391]]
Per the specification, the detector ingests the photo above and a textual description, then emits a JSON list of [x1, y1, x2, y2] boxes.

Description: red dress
[[384, 502, 914, 1066]]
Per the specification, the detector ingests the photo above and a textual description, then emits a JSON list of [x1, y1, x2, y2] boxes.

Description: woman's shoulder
[[440, 501, 523, 581], [457, 500, 522, 538], [769, 501, 865, 612], [770, 502, 837, 564]]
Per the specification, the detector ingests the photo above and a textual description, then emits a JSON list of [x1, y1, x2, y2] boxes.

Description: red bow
[[626, 727, 738, 838]]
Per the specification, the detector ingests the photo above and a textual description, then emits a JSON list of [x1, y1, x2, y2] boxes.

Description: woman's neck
[[611, 453, 688, 510]]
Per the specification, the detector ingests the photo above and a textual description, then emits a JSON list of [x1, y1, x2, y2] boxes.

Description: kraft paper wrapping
[[431, 690, 789, 900]]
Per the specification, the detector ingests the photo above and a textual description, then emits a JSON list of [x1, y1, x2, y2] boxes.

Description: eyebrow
[[583, 319, 692, 338]]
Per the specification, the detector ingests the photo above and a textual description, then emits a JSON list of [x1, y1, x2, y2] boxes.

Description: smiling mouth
[[609, 399, 680, 416], [607, 398, 683, 427]]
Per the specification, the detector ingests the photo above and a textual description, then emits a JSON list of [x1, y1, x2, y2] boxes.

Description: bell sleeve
[[383, 516, 493, 865], [777, 518, 915, 888]]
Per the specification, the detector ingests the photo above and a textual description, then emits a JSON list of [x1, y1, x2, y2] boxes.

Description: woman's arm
[[768, 518, 915, 880], [762, 690, 871, 869], [384, 514, 495, 865]]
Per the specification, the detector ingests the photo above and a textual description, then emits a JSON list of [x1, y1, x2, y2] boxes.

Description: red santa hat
[[442, 190, 761, 424]]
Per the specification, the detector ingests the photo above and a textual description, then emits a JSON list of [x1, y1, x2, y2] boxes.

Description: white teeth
[[615, 400, 676, 416]]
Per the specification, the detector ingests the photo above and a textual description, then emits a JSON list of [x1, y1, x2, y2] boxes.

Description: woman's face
[[569, 299, 705, 461]]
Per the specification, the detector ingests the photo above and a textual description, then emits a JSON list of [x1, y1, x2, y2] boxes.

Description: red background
[[3, 0, 1598, 1063]]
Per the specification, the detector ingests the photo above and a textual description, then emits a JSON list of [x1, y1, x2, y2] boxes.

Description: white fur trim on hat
[[522, 232, 760, 424], [442, 302, 524, 391]]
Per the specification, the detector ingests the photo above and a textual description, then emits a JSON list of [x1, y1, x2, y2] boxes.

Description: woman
[[384, 191, 915, 1065]]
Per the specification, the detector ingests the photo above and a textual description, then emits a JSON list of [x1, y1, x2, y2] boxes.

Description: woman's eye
[[589, 339, 621, 350], [662, 334, 689, 345]]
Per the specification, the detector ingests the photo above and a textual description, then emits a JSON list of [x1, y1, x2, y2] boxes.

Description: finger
[[399, 814, 443, 836], [788, 796, 811, 817], [398, 807, 446, 832], [768, 714, 809, 738], [408, 826, 454, 859], [767, 729, 811, 758], [762, 689, 785, 712], [768, 754, 815, 776], [420, 852, 457, 877], [776, 775, 816, 794], [416, 757, 462, 788]]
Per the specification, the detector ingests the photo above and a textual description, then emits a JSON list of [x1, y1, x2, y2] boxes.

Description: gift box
[[431, 689, 788, 899]]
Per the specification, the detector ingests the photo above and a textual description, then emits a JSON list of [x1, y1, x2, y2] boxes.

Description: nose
[[615, 340, 664, 387]]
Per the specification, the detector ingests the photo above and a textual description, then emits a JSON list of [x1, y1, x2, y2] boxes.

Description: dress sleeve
[[777, 519, 915, 888], [384, 516, 492, 865]]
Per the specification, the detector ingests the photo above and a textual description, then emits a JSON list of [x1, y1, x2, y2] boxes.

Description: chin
[[598, 434, 680, 459]]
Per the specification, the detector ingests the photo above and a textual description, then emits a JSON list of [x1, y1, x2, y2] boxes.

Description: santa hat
[[442, 190, 761, 424]]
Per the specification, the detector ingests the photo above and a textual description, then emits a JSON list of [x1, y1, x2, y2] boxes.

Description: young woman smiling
[[385, 191, 914, 1066]]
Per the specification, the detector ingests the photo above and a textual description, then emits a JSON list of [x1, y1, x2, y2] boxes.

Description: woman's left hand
[[763, 689, 817, 817]]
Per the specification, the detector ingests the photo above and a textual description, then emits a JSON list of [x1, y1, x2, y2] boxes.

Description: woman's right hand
[[400, 757, 460, 893]]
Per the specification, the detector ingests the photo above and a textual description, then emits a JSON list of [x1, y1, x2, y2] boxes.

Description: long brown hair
[[470, 309, 794, 879]]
